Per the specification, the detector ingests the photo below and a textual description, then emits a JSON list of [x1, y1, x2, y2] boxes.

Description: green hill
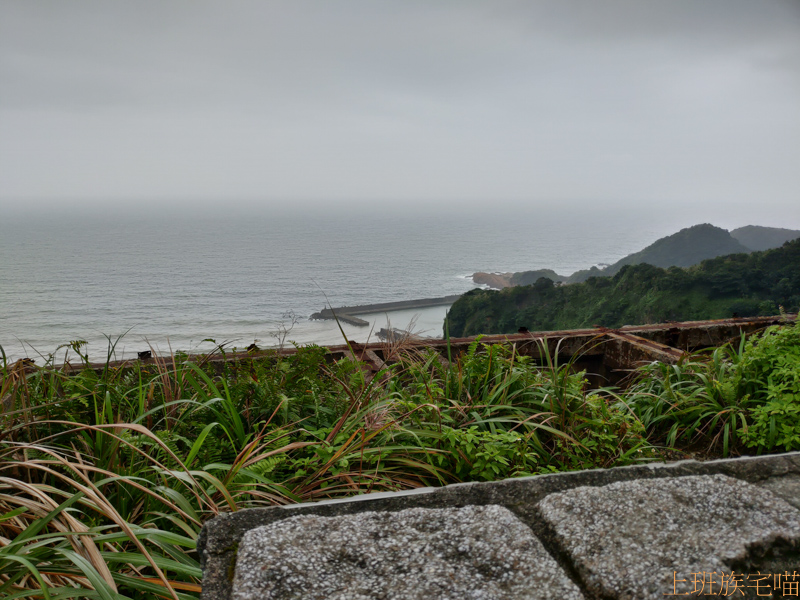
[[447, 239, 800, 337], [476, 224, 787, 290], [565, 224, 750, 283], [509, 268, 564, 286], [730, 225, 800, 252]]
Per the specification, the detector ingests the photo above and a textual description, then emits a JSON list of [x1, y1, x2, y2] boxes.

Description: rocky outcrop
[[472, 272, 513, 289], [473, 270, 565, 290]]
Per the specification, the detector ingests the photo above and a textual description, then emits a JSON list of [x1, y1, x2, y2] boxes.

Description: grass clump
[[624, 323, 800, 456]]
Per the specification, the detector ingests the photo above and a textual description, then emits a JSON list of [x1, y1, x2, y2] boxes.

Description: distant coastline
[[471, 224, 800, 290], [3, 211, 756, 363]]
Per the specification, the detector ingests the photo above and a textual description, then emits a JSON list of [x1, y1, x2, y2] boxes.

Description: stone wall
[[199, 452, 800, 599]]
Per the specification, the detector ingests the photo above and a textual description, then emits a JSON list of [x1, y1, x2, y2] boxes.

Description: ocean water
[[0, 203, 696, 362]]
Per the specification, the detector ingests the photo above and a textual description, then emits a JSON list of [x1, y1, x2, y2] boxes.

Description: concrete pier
[[309, 295, 462, 327]]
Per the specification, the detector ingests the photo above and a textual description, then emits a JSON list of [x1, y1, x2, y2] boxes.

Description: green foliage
[[746, 394, 800, 452], [624, 346, 757, 457], [437, 426, 540, 480], [446, 238, 800, 337], [1, 325, 796, 597], [625, 324, 800, 456], [737, 325, 800, 451], [565, 223, 751, 283], [556, 392, 651, 470], [510, 269, 563, 286], [604, 223, 749, 273]]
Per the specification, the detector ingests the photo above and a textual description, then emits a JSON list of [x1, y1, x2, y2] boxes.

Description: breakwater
[[310, 295, 462, 327]]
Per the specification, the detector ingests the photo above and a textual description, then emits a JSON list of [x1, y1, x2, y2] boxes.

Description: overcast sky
[[1, 0, 799, 218]]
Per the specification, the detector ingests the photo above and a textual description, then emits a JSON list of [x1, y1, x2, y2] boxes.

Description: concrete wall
[[200, 452, 800, 600]]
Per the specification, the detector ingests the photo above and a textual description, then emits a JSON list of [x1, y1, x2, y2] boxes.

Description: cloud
[[0, 0, 798, 220]]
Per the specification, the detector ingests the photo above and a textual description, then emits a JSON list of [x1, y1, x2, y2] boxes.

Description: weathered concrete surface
[[231, 505, 584, 600], [199, 452, 800, 600], [537, 474, 800, 600], [758, 472, 800, 510], [602, 330, 686, 368]]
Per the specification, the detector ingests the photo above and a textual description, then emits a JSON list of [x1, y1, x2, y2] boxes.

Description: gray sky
[[1, 0, 799, 218]]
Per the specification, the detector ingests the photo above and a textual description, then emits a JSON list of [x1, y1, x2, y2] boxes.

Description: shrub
[[737, 324, 800, 451]]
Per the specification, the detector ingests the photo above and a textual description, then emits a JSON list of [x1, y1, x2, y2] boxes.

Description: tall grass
[[1, 324, 797, 598], [623, 324, 800, 456]]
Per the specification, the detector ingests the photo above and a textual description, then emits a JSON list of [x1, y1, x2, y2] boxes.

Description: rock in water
[[231, 504, 583, 600], [537, 474, 800, 600]]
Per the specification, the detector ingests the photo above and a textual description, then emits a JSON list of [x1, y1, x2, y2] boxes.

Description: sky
[[1, 0, 799, 221]]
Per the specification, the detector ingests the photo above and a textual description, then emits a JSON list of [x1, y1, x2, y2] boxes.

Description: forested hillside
[[447, 238, 800, 337], [564, 224, 750, 283], [510, 268, 563, 286]]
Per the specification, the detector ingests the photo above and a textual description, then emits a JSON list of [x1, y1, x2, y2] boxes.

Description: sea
[[0, 202, 730, 363]]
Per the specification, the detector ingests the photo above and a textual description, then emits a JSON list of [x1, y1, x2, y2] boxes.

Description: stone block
[[199, 453, 800, 600], [231, 505, 583, 600], [537, 474, 800, 600]]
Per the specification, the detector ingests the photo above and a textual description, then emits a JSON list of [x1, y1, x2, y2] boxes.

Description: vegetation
[[625, 325, 800, 456], [0, 322, 798, 598], [509, 269, 562, 286], [731, 225, 800, 252], [484, 224, 798, 289], [566, 223, 750, 283], [447, 238, 800, 337]]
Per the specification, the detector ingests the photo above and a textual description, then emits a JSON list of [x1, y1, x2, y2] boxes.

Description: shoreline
[[1, 303, 456, 363]]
